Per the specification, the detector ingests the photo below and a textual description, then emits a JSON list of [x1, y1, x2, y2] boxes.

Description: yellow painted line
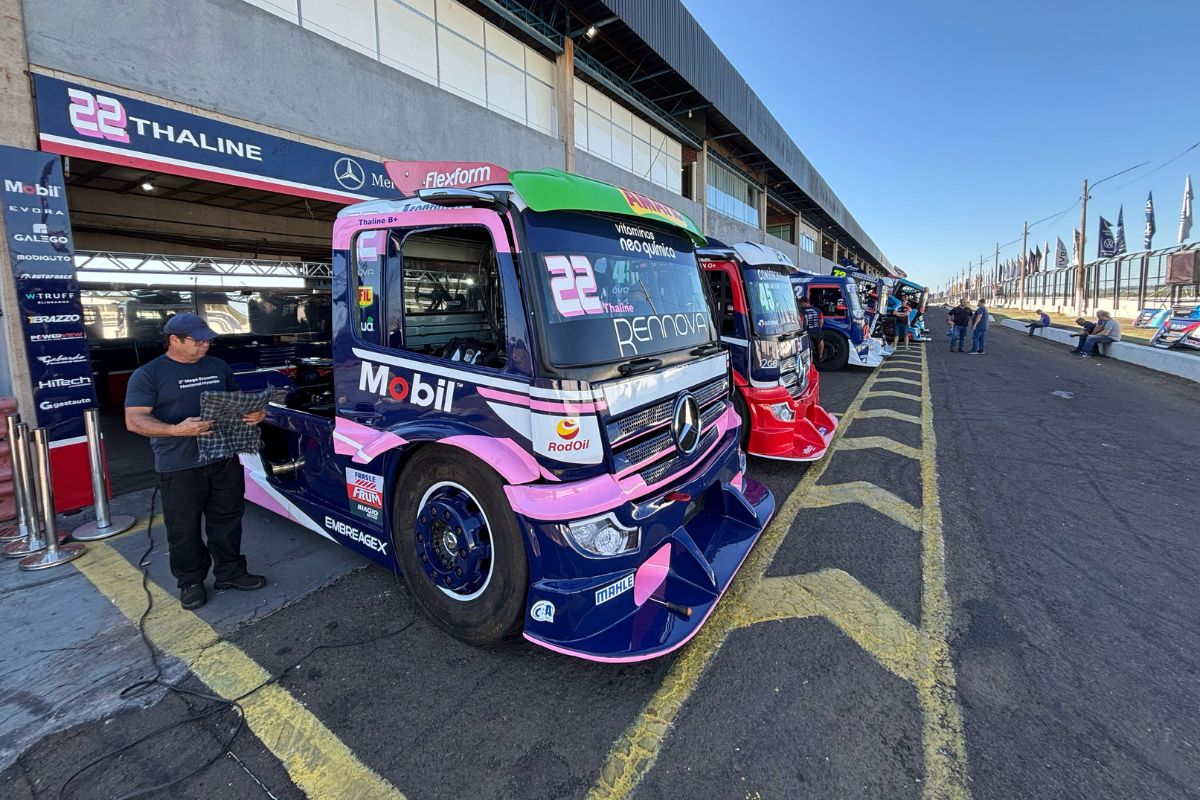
[[855, 408, 922, 425], [837, 435, 922, 461], [75, 542, 406, 800], [880, 367, 923, 376], [587, 362, 886, 800], [801, 481, 921, 531], [864, 389, 922, 402], [735, 570, 921, 682], [915, 343, 972, 798], [874, 376, 923, 388]]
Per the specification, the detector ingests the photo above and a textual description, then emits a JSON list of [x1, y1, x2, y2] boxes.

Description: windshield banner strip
[[601, 355, 727, 417]]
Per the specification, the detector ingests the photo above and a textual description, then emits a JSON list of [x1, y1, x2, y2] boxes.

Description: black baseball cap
[[163, 313, 218, 341]]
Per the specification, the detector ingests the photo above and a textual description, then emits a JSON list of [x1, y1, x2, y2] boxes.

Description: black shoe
[[214, 573, 267, 591], [180, 582, 207, 610]]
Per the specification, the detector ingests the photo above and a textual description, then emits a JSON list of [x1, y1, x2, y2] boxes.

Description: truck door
[[702, 264, 749, 383]]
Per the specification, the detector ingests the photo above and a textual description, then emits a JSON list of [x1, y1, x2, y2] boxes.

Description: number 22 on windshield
[[545, 255, 604, 317]]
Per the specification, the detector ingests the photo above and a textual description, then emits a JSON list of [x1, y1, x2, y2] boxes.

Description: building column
[[756, 173, 767, 232], [697, 140, 709, 234], [555, 37, 575, 173], [0, 0, 37, 409]]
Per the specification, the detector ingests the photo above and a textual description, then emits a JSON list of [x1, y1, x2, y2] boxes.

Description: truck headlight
[[769, 402, 794, 422], [562, 513, 640, 557]]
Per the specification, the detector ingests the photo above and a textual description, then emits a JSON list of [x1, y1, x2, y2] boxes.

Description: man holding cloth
[[947, 300, 972, 352], [125, 313, 267, 610]]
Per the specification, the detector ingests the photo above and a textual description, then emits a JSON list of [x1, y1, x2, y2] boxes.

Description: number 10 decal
[[545, 255, 604, 317]]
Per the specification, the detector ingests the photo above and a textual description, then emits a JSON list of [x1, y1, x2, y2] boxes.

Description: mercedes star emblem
[[671, 393, 702, 456], [333, 157, 366, 191]]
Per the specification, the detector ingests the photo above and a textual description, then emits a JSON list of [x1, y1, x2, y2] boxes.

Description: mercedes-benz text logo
[[671, 392, 702, 456], [333, 157, 366, 191]]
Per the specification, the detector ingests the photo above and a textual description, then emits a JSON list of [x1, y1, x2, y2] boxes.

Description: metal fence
[[937, 244, 1199, 315]]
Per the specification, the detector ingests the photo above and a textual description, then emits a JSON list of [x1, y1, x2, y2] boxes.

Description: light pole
[[1075, 162, 1149, 315]]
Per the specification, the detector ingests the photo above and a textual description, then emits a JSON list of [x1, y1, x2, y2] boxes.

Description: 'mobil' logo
[[619, 188, 685, 226], [556, 419, 580, 440]]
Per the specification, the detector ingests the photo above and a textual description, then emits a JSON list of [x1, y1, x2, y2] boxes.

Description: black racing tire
[[393, 446, 528, 645], [733, 389, 751, 451], [816, 330, 850, 372]]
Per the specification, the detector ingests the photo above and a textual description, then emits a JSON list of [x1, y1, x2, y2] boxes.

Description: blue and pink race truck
[[240, 162, 774, 661], [697, 242, 837, 461]]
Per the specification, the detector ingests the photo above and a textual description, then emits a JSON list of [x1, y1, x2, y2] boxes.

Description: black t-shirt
[[948, 307, 973, 326], [801, 306, 823, 334], [125, 355, 237, 473]]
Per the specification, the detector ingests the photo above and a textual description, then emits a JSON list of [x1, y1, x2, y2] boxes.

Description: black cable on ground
[[57, 487, 418, 800]]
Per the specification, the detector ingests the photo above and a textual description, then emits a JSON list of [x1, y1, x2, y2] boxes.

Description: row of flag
[[987, 174, 1195, 284]]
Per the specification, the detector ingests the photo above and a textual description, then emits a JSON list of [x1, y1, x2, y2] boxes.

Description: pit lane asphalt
[[3, 328, 1198, 799]]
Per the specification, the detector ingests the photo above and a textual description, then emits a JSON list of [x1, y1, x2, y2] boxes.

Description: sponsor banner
[[32, 74, 404, 205], [382, 161, 509, 196], [0, 144, 97, 511], [532, 412, 603, 466], [345, 467, 384, 522]]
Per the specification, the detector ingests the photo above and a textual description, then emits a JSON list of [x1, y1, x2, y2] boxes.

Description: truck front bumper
[[510, 431, 774, 662], [742, 373, 838, 462]]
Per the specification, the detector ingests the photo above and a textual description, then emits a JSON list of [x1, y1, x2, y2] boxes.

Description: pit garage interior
[[64, 156, 341, 494]]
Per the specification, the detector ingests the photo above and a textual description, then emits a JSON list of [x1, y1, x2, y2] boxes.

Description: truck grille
[[637, 427, 719, 486], [610, 377, 729, 475], [780, 353, 809, 399]]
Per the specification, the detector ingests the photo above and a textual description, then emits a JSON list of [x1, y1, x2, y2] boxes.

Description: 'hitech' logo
[[358, 362, 457, 412]]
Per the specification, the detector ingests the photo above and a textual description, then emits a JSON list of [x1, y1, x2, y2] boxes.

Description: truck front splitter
[[517, 437, 775, 662], [743, 379, 838, 462]]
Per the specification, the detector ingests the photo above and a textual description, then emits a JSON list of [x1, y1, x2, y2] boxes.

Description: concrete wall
[[998, 319, 1200, 384]]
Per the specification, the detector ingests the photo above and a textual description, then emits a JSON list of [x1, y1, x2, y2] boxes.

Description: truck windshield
[[524, 210, 712, 367], [743, 267, 801, 337], [844, 279, 864, 318]]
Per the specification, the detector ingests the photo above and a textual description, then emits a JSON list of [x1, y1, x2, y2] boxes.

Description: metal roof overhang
[[466, 0, 892, 273]]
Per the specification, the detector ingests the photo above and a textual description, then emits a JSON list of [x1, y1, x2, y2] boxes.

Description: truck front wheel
[[393, 447, 528, 645], [817, 331, 850, 371]]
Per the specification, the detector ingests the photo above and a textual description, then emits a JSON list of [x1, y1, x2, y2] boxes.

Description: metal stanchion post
[[2, 421, 52, 559], [19, 428, 85, 570], [0, 413, 24, 542], [72, 408, 135, 540]]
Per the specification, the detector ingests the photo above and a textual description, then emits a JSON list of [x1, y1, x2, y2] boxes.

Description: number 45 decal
[[545, 255, 604, 317]]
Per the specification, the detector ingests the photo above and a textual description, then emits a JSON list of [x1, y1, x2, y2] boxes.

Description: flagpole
[[1075, 179, 1088, 315], [1019, 220, 1028, 309], [994, 241, 1000, 302]]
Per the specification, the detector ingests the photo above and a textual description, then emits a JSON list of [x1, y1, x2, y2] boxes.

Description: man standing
[[798, 295, 825, 362], [947, 300, 972, 352], [1079, 310, 1121, 358], [125, 313, 267, 609], [969, 298, 989, 354]]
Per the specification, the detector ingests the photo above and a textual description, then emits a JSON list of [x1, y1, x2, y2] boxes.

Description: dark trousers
[[159, 457, 247, 587]]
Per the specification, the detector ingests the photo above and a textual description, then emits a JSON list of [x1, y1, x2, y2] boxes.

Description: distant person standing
[[892, 303, 910, 350], [947, 300, 972, 352], [1026, 310, 1051, 335], [1078, 310, 1121, 358], [798, 295, 825, 362], [969, 299, 989, 354], [125, 313, 268, 610]]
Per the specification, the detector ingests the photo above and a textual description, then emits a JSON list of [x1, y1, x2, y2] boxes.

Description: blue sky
[[681, 0, 1200, 290]]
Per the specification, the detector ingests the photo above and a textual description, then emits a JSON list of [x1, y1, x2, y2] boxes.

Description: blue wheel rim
[[414, 481, 493, 600]]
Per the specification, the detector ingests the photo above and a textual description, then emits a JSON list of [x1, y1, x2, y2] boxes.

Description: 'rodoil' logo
[[358, 361, 457, 412], [549, 418, 589, 452]]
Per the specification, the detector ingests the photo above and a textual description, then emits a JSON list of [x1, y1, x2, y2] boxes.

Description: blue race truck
[[242, 162, 774, 662]]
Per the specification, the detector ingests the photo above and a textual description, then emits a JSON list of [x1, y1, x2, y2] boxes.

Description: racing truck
[[1133, 306, 1171, 329], [696, 241, 837, 461], [1149, 305, 1200, 350], [890, 277, 931, 342], [789, 271, 885, 371], [831, 264, 894, 344], [241, 161, 774, 661]]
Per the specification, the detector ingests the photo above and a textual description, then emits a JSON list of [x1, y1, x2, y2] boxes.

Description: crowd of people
[[939, 302, 1124, 358]]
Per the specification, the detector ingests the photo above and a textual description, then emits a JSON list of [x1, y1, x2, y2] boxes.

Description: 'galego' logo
[[358, 362, 457, 412], [555, 419, 579, 440]]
